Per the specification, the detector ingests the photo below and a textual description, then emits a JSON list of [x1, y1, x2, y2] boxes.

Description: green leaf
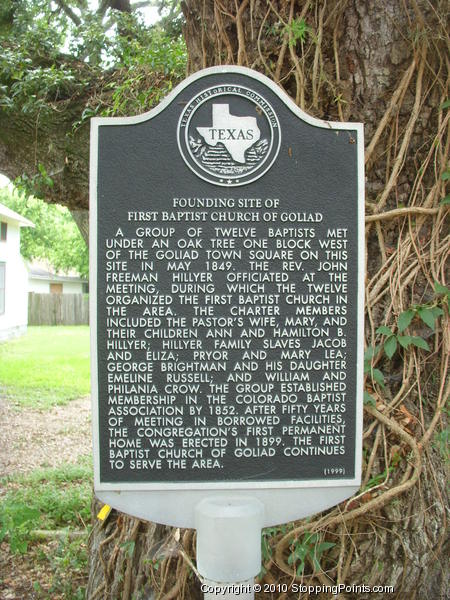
[[10, 537, 28, 554], [441, 99, 450, 109], [364, 346, 382, 371], [398, 335, 413, 348], [442, 170, 450, 181], [364, 391, 376, 406], [371, 368, 385, 388], [287, 18, 311, 45], [440, 194, 450, 206], [384, 336, 397, 359], [364, 346, 376, 361], [376, 325, 393, 337], [316, 541, 336, 553], [7, 505, 40, 527], [417, 307, 437, 330], [434, 281, 450, 298], [410, 336, 430, 351], [398, 309, 415, 332], [120, 540, 135, 558]]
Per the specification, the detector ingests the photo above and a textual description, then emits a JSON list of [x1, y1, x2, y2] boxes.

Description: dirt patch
[[0, 397, 92, 476], [0, 536, 89, 600], [0, 396, 92, 600], [0, 543, 55, 599]]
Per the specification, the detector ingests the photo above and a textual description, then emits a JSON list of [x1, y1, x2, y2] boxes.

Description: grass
[[1, 459, 93, 532], [0, 327, 92, 597], [0, 458, 93, 598], [0, 326, 90, 409]]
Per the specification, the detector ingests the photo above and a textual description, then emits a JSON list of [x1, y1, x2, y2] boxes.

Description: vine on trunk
[[87, 1, 448, 598]]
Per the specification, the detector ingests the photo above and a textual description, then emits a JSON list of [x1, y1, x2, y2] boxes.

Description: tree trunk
[[86, 1, 449, 599], [70, 209, 90, 246]]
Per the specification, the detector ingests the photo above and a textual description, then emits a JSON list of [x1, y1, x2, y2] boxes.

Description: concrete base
[[196, 497, 264, 599]]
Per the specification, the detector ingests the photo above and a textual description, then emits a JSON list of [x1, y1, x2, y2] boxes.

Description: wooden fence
[[28, 293, 89, 325]]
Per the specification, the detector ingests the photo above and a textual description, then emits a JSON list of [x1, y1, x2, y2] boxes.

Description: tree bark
[[85, 2, 449, 599], [70, 209, 90, 246], [0, 1, 447, 598]]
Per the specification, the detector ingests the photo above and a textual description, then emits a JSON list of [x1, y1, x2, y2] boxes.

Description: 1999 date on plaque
[[323, 467, 346, 476]]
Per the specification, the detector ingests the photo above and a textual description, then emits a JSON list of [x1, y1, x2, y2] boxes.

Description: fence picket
[[28, 293, 89, 325]]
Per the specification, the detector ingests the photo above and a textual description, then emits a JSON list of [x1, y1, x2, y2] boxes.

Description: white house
[[28, 262, 88, 294], [0, 202, 34, 341]]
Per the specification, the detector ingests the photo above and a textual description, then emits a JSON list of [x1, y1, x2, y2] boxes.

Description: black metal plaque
[[91, 67, 364, 491]]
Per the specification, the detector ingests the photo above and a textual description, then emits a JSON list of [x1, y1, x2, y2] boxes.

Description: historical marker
[[90, 67, 364, 529]]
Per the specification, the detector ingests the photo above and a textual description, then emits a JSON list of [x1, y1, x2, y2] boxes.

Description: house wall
[[62, 280, 84, 294], [28, 278, 50, 293], [0, 221, 28, 341]]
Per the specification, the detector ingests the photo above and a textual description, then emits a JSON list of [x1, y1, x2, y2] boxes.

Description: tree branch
[[54, 0, 82, 26], [365, 206, 441, 223], [131, 1, 153, 11], [108, 0, 132, 13], [97, 0, 110, 18], [98, 0, 132, 17]]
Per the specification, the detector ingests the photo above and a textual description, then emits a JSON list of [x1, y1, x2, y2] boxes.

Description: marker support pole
[[195, 497, 264, 599]]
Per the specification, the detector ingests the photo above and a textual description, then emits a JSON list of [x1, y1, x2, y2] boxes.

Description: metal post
[[195, 497, 264, 599]]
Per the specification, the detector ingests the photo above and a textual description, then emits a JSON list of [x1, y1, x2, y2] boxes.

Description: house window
[[0, 263, 5, 315], [50, 283, 63, 294], [0, 222, 6, 241]]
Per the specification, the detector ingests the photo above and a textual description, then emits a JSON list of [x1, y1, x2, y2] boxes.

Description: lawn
[[0, 326, 90, 409], [0, 458, 93, 599], [0, 327, 92, 597]]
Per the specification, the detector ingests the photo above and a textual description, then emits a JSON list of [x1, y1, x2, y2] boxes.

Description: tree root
[[88, 2, 449, 597]]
